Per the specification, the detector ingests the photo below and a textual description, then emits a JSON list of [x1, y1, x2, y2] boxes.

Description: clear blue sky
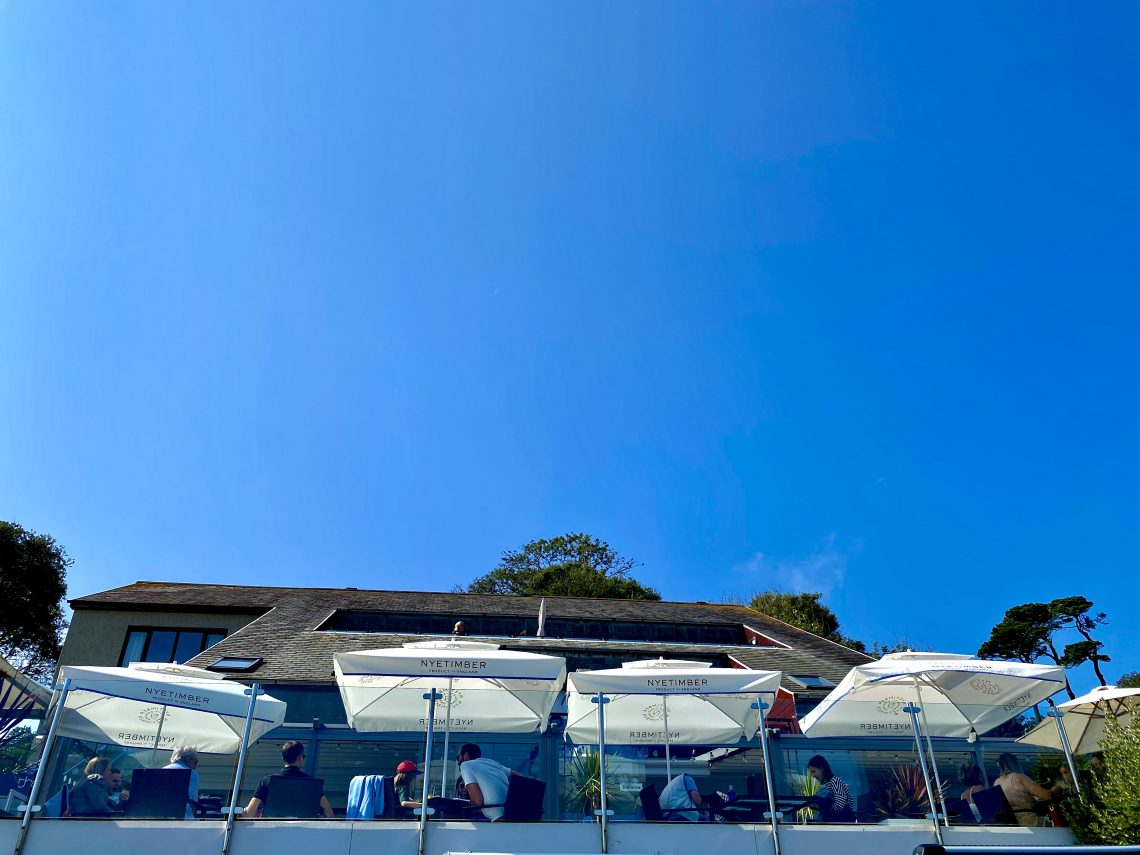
[[2, 2, 1137, 695]]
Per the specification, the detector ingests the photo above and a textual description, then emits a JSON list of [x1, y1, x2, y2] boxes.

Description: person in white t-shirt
[[456, 743, 515, 821], [659, 773, 703, 821]]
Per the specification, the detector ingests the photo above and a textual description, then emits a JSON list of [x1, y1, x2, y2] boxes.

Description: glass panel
[[144, 631, 177, 662], [313, 738, 424, 818], [204, 632, 226, 649], [172, 631, 204, 663], [120, 631, 147, 666]]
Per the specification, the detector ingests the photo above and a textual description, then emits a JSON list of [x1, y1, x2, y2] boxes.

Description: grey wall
[[58, 608, 264, 669]]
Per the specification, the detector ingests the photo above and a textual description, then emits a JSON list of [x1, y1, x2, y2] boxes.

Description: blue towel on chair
[[347, 775, 386, 820]]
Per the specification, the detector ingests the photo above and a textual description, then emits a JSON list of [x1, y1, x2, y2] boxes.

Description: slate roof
[[71, 581, 872, 696]]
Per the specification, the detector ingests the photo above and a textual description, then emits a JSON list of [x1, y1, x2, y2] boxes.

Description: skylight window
[[207, 656, 263, 673], [787, 674, 835, 689]]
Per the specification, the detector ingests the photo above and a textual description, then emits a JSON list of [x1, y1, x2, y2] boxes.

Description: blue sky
[[2, 2, 1137, 695]]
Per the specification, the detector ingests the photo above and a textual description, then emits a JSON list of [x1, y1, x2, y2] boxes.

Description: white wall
[[3, 817, 1075, 855]]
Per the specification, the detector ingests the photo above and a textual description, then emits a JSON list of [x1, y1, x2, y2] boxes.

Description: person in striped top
[[807, 755, 855, 822]]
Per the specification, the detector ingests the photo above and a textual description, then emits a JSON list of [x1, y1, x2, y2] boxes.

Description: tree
[[977, 596, 1111, 700], [466, 533, 660, 600], [0, 521, 70, 681], [1118, 672, 1140, 689], [1063, 700, 1140, 845], [747, 591, 866, 653]]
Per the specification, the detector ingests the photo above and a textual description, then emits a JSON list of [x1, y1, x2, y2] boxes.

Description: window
[[787, 674, 835, 689], [207, 656, 263, 673], [320, 610, 747, 646], [119, 628, 226, 666]]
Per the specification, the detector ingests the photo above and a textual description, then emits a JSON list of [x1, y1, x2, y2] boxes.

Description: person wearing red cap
[[394, 759, 422, 815]]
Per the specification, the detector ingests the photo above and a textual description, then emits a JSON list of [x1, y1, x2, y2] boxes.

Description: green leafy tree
[[978, 596, 1111, 700], [0, 521, 70, 681], [1063, 700, 1140, 844], [467, 533, 660, 600], [748, 591, 866, 653], [1118, 672, 1140, 689]]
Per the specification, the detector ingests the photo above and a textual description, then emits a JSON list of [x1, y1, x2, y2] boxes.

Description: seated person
[[104, 767, 128, 809], [70, 757, 120, 817], [658, 773, 703, 822], [959, 762, 985, 821], [244, 740, 334, 818], [807, 755, 854, 822], [456, 743, 516, 821], [163, 746, 200, 820], [995, 753, 1059, 828], [394, 760, 422, 817]]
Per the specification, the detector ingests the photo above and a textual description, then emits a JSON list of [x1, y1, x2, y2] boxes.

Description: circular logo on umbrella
[[441, 689, 464, 708], [643, 703, 664, 722], [877, 696, 906, 716], [137, 706, 166, 724], [970, 678, 1001, 696]]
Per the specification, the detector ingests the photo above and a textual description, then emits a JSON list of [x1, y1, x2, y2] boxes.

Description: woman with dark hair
[[995, 753, 1059, 827], [393, 760, 422, 818], [807, 755, 854, 823]]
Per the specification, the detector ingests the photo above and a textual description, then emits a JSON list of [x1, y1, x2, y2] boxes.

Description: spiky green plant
[[788, 773, 820, 823], [563, 750, 634, 816], [871, 763, 946, 818]]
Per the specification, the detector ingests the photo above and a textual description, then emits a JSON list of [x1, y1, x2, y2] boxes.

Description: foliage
[[870, 763, 946, 818], [0, 726, 36, 774], [1062, 700, 1140, 844], [1118, 672, 1140, 689], [787, 772, 820, 823], [562, 749, 634, 816], [977, 596, 1111, 699], [466, 533, 660, 600], [0, 521, 70, 681], [747, 591, 866, 653]]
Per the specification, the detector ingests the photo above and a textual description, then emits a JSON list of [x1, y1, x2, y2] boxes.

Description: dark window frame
[[118, 626, 228, 666]]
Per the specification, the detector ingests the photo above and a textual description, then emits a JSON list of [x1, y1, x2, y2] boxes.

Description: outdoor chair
[[263, 774, 326, 818], [126, 768, 192, 819], [462, 774, 545, 822], [969, 785, 1012, 824], [639, 784, 664, 821]]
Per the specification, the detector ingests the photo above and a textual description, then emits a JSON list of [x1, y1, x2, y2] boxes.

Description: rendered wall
[[4, 817, 1075, 855]]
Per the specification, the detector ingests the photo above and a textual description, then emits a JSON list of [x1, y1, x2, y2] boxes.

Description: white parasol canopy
[[565, 659, 783, 745], [55, 662, 287, 754], [799, 652, 1066, 739], [1019, 684, 1139, 754], [334, 640, 567, 733]]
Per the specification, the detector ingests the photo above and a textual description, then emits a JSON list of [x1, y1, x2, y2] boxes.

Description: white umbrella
[[56, 662, 286, 754], [17, 663, 285, 855], [566, 659, 782, 757], [800, 652, 1066, 842], [566, 660, 784, 855], [1020, 684, 1138, 755], [335, 640, 565, 855], [335, 640, 566, 734]]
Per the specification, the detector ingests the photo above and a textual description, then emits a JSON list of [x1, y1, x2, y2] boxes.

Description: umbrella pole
[[1048, 700, 1083, 800], [440, 678, 454, 796], [221, 682, 263, 855], [912, 681, 948, 825], [13, 678, 72, 855], [753, 698, 782, 855], [662, 695, 671, 781], [150, 705, 169, 767], [904, 704, 943, 846], [593, 692, 611, 854], [418, 689, 442, 855]]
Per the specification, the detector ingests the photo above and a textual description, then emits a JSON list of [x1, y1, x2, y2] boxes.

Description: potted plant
[[871, 763, 945, 819], [563, 750, 634, 819]]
